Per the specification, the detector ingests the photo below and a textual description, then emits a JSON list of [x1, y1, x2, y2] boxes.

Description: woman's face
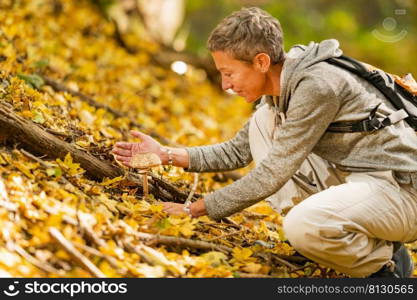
[[211, 51, 267, 103]]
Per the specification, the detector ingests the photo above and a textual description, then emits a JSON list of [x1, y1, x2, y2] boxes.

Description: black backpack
[[325, 55, 417, 133]]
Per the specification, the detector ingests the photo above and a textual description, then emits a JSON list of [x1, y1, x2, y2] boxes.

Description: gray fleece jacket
[[185, 39, 417, 220]]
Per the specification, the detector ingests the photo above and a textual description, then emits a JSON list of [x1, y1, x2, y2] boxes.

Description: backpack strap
[[326, 55, 415, 132], [290, 46, 416, 132], [327, 105, 409, 133]]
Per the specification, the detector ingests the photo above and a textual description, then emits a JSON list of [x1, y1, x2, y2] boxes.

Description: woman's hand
[[162, 198, 207, 218], [162, 202, 187, 216], [111, 130, 163, 168]]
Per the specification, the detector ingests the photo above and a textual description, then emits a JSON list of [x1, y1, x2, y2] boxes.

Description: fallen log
[[0, 102, 197, 203]]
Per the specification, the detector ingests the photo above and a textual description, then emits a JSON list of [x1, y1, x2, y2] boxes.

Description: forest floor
[[0, 0, 415, 278]]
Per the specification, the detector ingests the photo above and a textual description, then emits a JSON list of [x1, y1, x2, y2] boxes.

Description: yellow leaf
[[100, 176, 123, 186], [97, 194, 119, 213], [100, 127, 122, 139], [136, 264, 165, 278], [178, 221, 195, 238], [56, 153, 85, 176], [55, 250, 70, 260], [21, 110, 33, 118], [0, 154, 7, 165], [200, 251, 228, 267], [75, 140, 91, 147], [13, 161, 37, 179], [232, 247, 255, 263], [133, 200, 151, 212], [140, 244, 186, 276], [241, 262, 262, 274], [46, 214, 63, 227], [149, 203, 164, 213], [99, 261, 119, 278], [197, 216, 214, 223], [0, 153, 11, 164]]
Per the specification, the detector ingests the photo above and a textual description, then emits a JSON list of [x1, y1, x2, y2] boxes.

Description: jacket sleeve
[[203, 76, 341, 220], [184, 120, 253, 172]]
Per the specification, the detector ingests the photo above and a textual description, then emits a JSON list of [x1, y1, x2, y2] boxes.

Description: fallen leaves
[[0, 0, 359, 279], [56, 153, 85, 177]]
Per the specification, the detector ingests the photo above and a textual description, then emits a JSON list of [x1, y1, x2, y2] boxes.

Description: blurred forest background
[[0, 0, 416, 278], [98, 0, 417, 76]]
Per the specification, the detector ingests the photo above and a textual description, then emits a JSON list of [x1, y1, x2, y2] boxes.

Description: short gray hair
[[207, 7, 285, 64]]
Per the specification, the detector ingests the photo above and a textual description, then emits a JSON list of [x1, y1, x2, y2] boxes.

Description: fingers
[[111, 148, 131, 157], [113, 131, 149, 152], [113, 155, 133, 168], [161, 202, 186, 216], [130, 130, 148, 140], [114, 142, 133, 150]]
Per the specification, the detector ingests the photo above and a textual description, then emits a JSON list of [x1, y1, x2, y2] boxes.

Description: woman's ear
[[253, 53, 271, 73]]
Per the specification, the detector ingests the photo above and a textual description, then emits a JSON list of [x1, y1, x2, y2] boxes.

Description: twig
[[73, 242, 105, 257], [185, 173, 199, 204], [203, 221, 241, 230], [0, 199, 17, 211], [13, 243, 63, 275], [44, 208, 125, 275], [147, 172, 200, 202], [235, 272, 274, 278], [221, 217, 241, 229], [48, 227, 106, 278], [274, 253, 310, 264], [271, 255, 299, 271], [116, 221, 232, 254], [242, 211, 268, 219], [20, 149, 53, 167], [80, 222, 106, 247], [121, 238, 155, 266], [208, 229, 245, 242], [289, 262, 318, 273], [130, 229, 299, 270], [72, 241, 126, 274], [135, 231, 232, 254]]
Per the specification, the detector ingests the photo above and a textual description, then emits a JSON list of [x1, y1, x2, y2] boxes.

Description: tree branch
[[48, 227, 106, 278], [0, 102, 198, 203]]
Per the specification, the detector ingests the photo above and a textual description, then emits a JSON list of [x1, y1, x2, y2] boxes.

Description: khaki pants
[[248, 104, 417, 277]]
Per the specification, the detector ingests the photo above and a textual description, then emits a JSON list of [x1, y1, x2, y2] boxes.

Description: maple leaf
[[231, 247, 257, 264], [100, 176, 124, 186], [56, 153, 85, 176], [200, 251, 228, 267]]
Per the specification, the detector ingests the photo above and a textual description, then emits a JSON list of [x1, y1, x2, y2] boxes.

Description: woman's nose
[[222, 79, 232, 91]]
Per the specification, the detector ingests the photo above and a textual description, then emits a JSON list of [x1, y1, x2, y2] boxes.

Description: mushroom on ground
[[130, 152, 161, 198]]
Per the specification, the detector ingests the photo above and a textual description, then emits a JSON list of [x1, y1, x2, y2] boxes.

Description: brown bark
[[0, 102, 122, 180], [0, 102, 197, 203]]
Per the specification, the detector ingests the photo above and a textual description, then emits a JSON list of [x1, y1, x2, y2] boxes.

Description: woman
[[112, 7, 417, 277]]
